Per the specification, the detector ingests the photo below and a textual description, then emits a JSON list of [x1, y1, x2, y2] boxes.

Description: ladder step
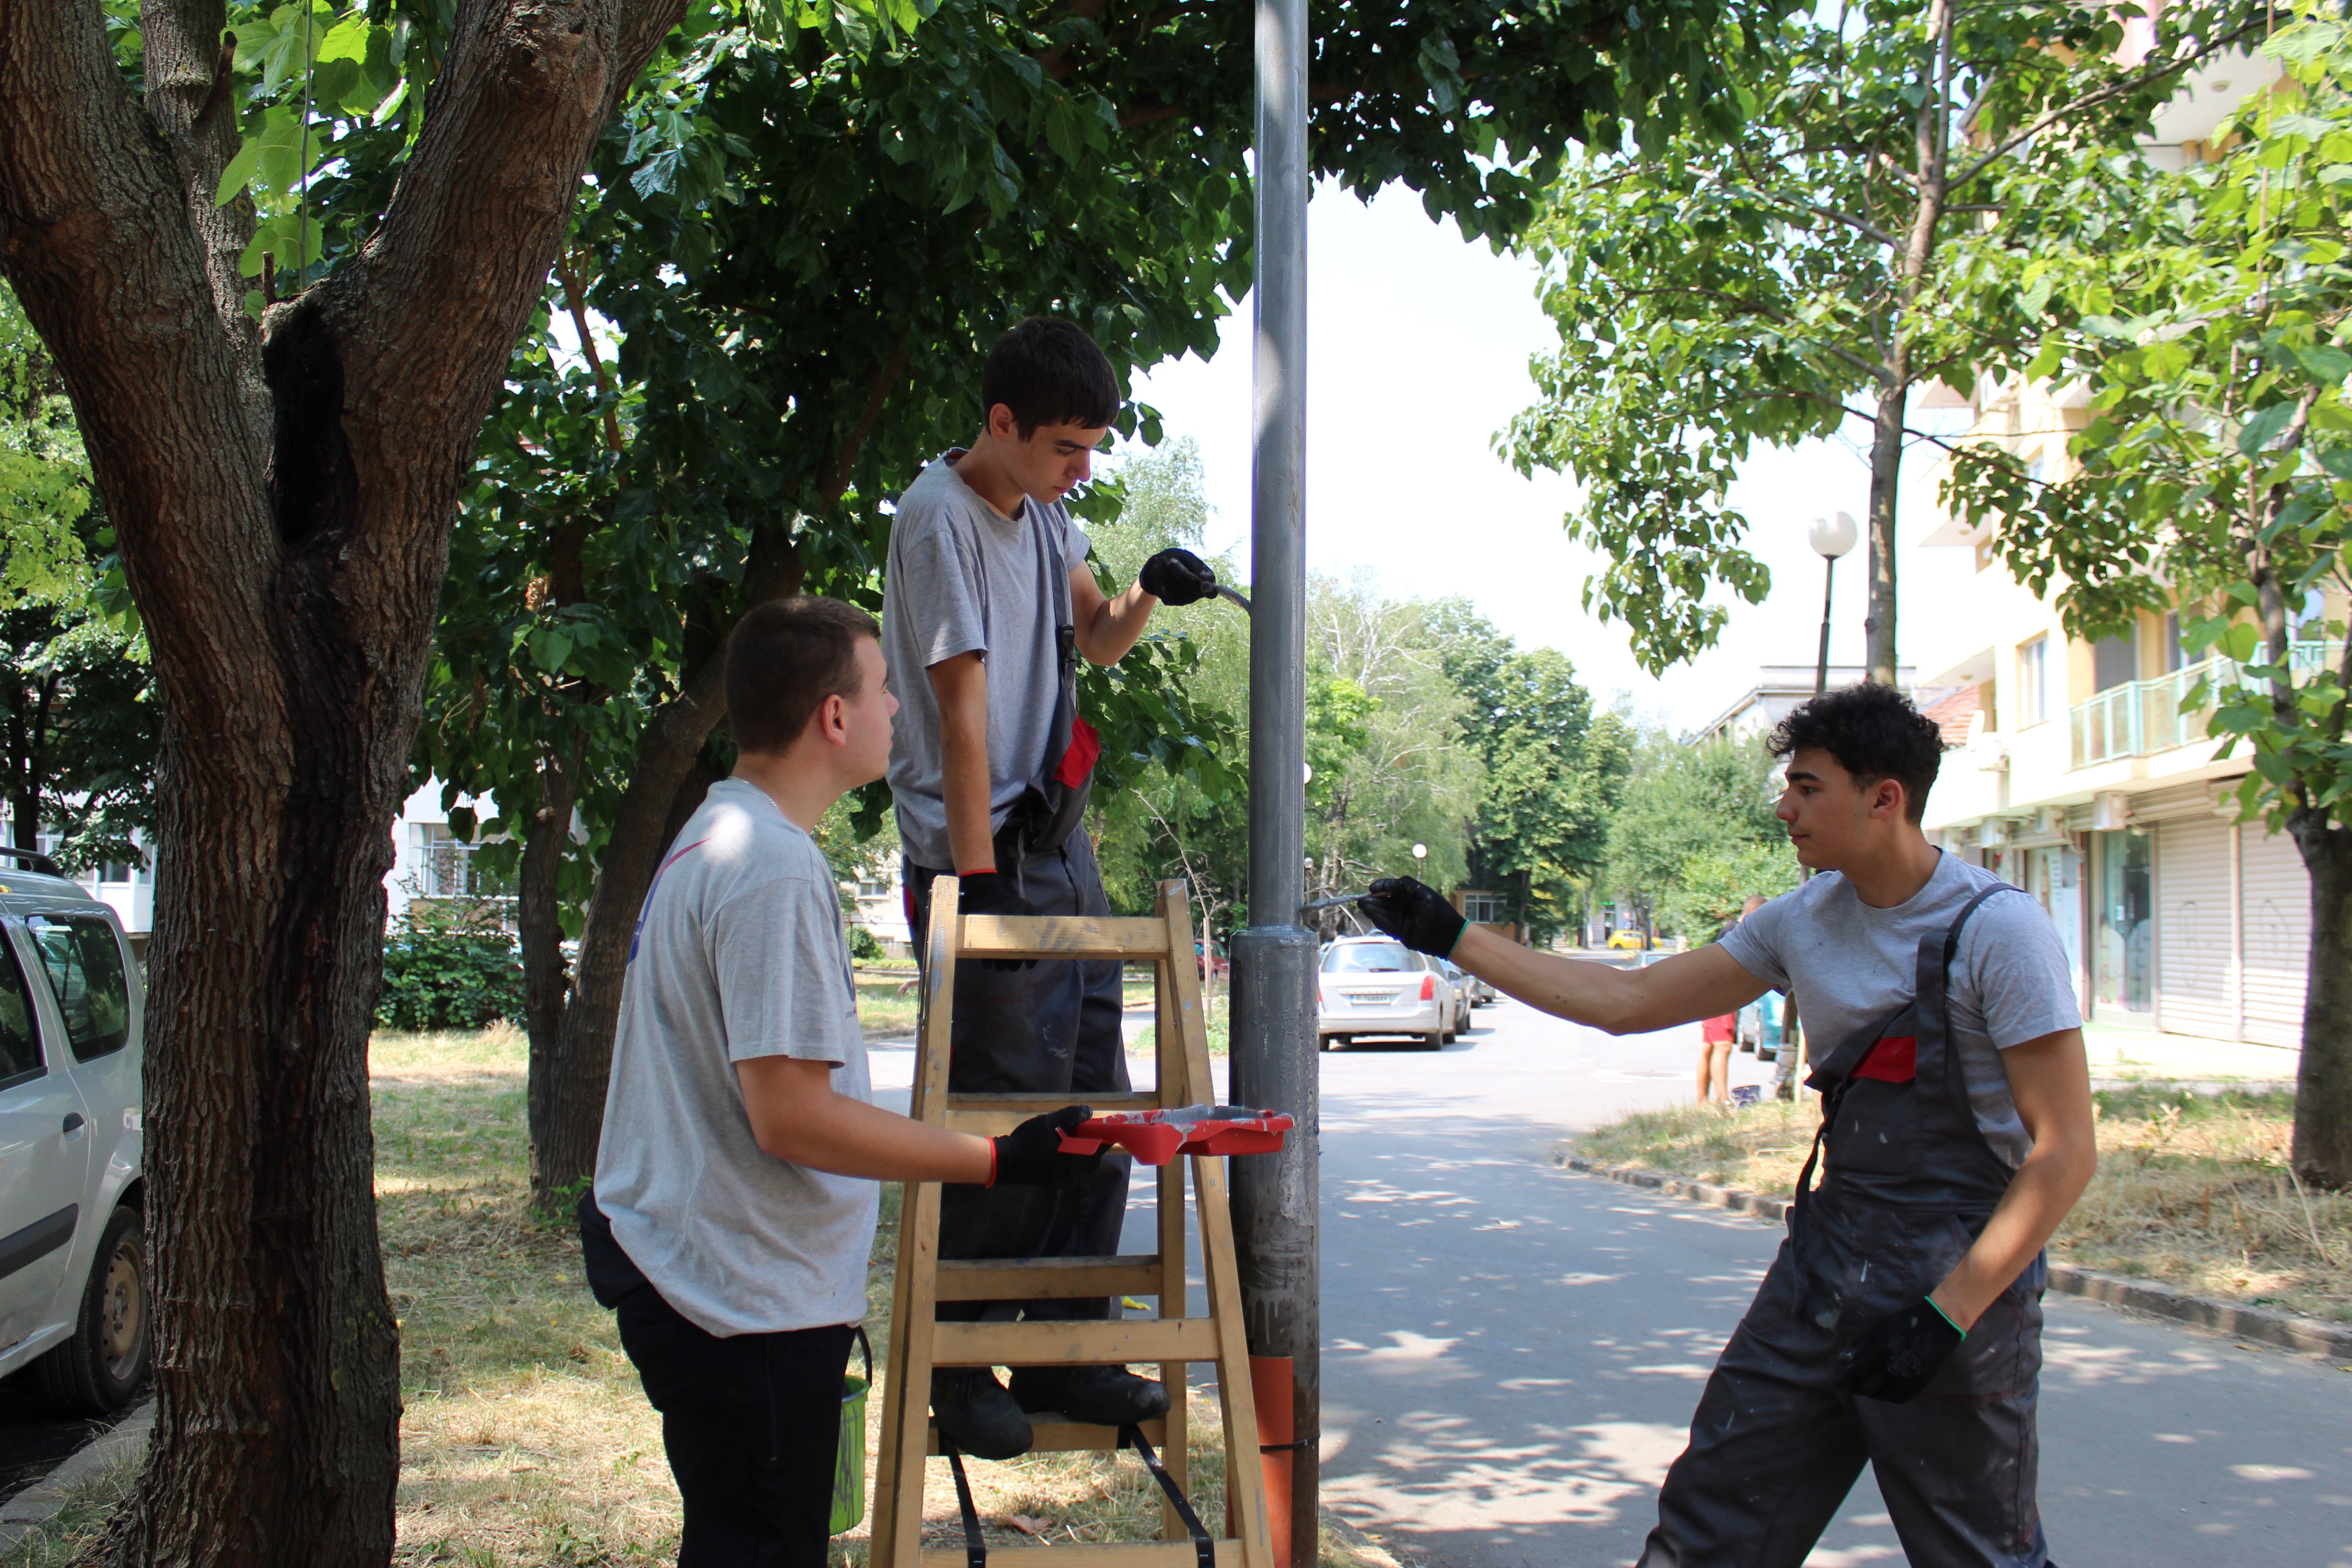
[[937, 1256, 1167, 1301], [931, 1318, 1220, 1367], [961, 915, 1171, 959], [945, 1092, 1161, 1138], [926, 1416, 1165, 1455], [920, 1545, 1243, 1568]]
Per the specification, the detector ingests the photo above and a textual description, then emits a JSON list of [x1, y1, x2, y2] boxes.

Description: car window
[[1323, 942, 1412, 973], [25, 914, 132, 1063], [0, 938, 42, 1085]]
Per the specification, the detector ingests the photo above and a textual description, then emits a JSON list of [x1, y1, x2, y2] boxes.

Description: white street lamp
[[1807, 511, 1859, 696]]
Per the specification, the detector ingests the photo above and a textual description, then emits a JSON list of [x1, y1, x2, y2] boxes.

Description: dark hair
[[725, 596, 881, 756], [1768, 682, 1946, 823], [982, 318, 1119, 437]]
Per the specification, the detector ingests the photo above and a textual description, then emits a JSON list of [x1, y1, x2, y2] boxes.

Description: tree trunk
[[1864, 379, 1907, 686], [527, 531, 803, 1210], [2289, 812, 2352, 1188], [1863, 0, 1954, 690], [519, 733, 583, 1190], [0, 5, 684, 1562]]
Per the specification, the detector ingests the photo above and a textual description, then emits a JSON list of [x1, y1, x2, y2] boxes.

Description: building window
[[2092, 629, 2138, 692], [2017, 636, 2048, 728], [2163, 611, 2186, 671], [1460, 892, 1506, 924], [414, 823, 495, 898], [856, 876, 890, 900]]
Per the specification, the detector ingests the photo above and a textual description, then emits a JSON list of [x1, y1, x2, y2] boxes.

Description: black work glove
[[1836, 1297, 1965, 1403], [956, 871, 1035, 972], [1139, 547, 1216, 607], [990, 1105, 1103, 1187], [1357, 876, 1466, 959]]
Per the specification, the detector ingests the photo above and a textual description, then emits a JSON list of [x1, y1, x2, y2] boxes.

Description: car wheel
[[1423, 1031, 1444, 1050], [33, 1204, 149, 1417]]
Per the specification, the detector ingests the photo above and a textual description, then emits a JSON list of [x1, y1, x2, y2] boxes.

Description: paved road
[[876, 995, 2352, 1567], [1308, 998, 2352, 1568]]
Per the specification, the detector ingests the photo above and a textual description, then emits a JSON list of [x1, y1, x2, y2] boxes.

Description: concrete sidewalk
[[2078, 1018, 2298, 1089]]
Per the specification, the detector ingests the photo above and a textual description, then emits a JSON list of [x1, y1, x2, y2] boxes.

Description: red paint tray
[[1057, 1104, 1295, 1166]]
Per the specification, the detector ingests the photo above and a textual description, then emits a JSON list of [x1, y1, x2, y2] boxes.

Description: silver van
[[0, 846, 150, 1413]]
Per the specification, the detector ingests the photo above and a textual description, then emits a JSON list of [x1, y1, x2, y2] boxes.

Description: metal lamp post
[[1808, 511, 1859, 696], [1230, 0, 1316, 1557]]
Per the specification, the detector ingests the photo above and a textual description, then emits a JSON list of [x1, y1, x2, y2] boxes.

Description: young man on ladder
[[1358, 683, 2098, 1568], [884, 317, 1221, 1457]]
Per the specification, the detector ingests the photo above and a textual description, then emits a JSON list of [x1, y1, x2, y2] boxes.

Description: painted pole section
[[1230, 0, 1317, 1557], [1815, 555, 1836, 696]]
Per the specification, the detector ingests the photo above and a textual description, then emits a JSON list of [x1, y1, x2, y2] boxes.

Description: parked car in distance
[[1445, 960, 1496, 1008], [1605, 929, 1648, 951], [1318, 936, 1459, 1050], [0, 846, 151, 1415]]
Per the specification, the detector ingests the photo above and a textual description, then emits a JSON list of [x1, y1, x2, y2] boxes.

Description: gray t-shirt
[[1719, 852, 2081, 1168], [594, 778, 878, 1336], [884, 451, 1090, 870]]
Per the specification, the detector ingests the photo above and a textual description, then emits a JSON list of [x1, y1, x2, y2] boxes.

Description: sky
[[1113, 180, 1965, 736]]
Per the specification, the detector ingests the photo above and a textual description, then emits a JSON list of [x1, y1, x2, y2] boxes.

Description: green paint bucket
[[830, 1325, 874, 1536]]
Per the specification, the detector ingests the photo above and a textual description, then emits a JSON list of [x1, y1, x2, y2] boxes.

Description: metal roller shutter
[[2156, 816, 2233, 1038], [2240, 825, 2312, 1048]]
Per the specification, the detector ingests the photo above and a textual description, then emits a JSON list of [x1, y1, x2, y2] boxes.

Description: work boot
[[1008, 1365, 1171, 1426], [931, 1368, 1033, 1459]]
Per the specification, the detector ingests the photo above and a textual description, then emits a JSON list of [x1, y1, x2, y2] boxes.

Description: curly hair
[[1767, 682, 1947, 823]]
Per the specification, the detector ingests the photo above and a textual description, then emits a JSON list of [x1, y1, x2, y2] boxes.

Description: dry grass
[[1573, 1085, 2352, 1325], [393, 1028, 1382, 1563], [3, 1029, 1385, 1565], [0, 1447, 143, 1566]]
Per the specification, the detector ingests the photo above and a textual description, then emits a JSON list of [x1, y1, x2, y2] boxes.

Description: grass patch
[[1572, 1085, 2352, 1325], [27, 1028, 1376, 1563], [0, 1446, 142, 1566]]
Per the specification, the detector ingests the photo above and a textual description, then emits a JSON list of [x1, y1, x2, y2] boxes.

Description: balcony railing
[[2068, 642, 2343, 767]]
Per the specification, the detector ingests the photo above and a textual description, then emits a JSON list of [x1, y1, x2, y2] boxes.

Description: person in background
[[579, 597, 1106, 1568], [1696, 893, 1767, 1103]]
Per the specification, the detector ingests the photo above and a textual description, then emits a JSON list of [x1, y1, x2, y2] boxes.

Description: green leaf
[[214, 137, 263, 207], [2239, 401, 2297, 454]]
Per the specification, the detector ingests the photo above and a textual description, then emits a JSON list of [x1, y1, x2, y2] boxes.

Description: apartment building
[[1912, 379, 2340, 1045]]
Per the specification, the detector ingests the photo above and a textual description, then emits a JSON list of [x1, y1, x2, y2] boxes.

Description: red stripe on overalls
[[1852, 1034, 1919, 1083]]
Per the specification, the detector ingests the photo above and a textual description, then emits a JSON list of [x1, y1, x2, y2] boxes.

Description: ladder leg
[[1155, 944, 1192, 1540], [877, 877, 966, 1568], [1160, 881, 1272, 1568]]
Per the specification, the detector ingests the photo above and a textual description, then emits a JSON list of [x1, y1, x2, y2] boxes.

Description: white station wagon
[[1316, 935, 1461, 1051], [0, 846, 150, 1414]]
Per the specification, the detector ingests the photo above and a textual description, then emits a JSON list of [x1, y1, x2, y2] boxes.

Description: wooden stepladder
[[871, 877, 1271, 1568]]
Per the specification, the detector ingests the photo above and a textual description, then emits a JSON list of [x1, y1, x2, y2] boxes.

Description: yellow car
[[1605, 929, 1648, 951]]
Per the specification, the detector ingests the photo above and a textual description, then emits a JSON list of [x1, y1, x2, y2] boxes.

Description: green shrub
[[377, 903, 524, 1032], [850, 924, 885, 961]]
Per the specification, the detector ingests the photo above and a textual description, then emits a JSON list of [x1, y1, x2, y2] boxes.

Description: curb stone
[[1552, 1148, 2352, 1363], [0, 1399, 155, 1550], [1323, 1507, 1416, 1568]]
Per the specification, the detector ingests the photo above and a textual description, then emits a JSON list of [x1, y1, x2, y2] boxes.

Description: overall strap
[[1916, 880, 2028, 1106]]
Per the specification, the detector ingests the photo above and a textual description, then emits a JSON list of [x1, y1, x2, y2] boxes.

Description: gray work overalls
[[1637, 885, 2051, 1568]]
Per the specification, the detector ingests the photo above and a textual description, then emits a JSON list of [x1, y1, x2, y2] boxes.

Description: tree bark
[[527, 529, 803, 1209], [519, 731, 584, 1157], [1864, 0, 1954, 689], [2288, 813, 2352, 1188], [0, 3, 683, 1562]]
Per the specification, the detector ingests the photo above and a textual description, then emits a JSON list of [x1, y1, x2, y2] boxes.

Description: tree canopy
[[1503, 0, 2266, 679]]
